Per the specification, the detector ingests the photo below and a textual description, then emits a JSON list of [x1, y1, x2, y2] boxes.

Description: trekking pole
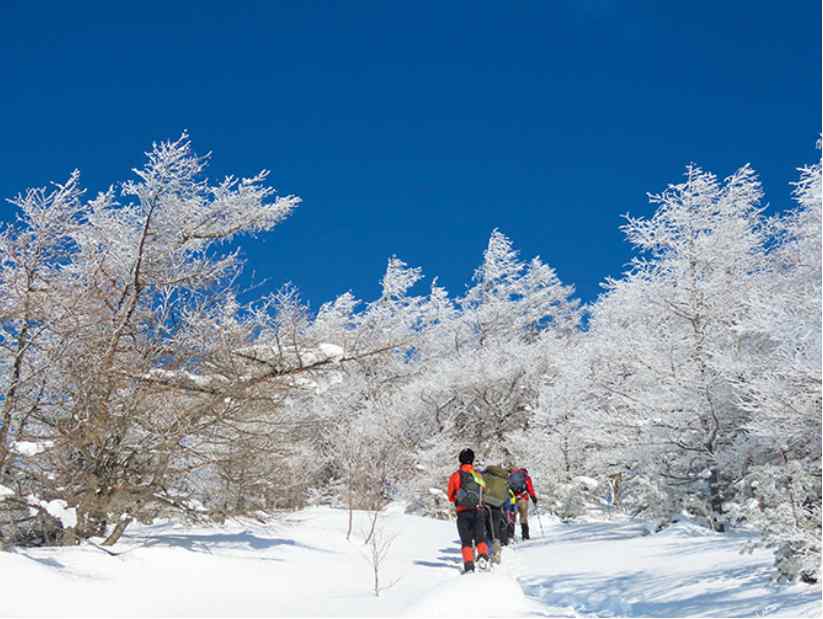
[[535, 504, 546, 538]]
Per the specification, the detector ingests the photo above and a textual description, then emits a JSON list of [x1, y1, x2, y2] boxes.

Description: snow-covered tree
[[458, 229, 580, 348], [727, 148, 822, 583], [0, 134, 306, 544], [587, 164, 771, 530]]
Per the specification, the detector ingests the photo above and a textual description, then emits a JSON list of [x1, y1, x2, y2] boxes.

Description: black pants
[[485, 506, 509, 546], [456, 509, 487, 555]]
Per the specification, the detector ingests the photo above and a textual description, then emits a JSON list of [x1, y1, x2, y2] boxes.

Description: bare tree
[[361, 509, 400, 597]]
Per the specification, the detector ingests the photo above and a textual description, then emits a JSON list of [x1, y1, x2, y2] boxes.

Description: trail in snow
[[404, 567, 557, 618], [2, 505, 819, 617]]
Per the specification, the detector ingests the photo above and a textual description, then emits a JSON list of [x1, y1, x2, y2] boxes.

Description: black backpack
[[455, 470, 482, 508], [508, 468, 528, 494]]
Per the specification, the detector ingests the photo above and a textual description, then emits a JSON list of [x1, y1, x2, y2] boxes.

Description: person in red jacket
[[508, 467, 538, 540], [447, 448, 490, 573]]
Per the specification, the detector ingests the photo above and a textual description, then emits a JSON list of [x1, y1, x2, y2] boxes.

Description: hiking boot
[[521, 523, 530, 540], [492, 540, 502, 564], [462, 560, 475, 574], [476, 554, 490, 570]]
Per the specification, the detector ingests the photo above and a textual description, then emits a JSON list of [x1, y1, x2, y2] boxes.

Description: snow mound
[[0, 484, 14, 500], [404, 569, 543, 618], [11, 441, 53, 456], [26, 496, 78, 528]]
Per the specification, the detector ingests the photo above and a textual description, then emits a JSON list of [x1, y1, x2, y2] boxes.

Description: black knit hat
[[458, 448, 475, 465]]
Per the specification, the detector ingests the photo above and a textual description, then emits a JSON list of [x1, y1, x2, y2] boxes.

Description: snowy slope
[[2, 504, 819, 617], [512, 518, 821, 618]]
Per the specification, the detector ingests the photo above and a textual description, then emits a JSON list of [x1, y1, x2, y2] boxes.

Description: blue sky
[[1, 1, 819, 309]]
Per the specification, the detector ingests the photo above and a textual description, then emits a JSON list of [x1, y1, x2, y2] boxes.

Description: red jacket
[[447, 464, 484, 512], [512, 468, 537, 501]]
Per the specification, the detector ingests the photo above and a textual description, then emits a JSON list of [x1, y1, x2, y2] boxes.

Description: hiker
[[479, 464, 511, 564], [508, 466, 538, 540], [447, 448, 491, 573]]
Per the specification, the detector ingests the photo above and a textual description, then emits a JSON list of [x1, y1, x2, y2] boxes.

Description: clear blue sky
[[1, 1, 819, 308]]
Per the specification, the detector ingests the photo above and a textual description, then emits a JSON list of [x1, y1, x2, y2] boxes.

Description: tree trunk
[[363, 510, 379, 545], [345, 470, 353, 541], [61, 527, 78, 546], [102, 516, 132, 546], [609, 473, 622, 508], [707, 467, 725, 532], [373, 556, 380, 597]]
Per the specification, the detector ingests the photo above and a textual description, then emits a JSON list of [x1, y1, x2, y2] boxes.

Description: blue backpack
[[508, 468, 528, 494]]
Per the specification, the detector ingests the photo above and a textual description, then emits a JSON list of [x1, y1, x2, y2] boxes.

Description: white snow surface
[[573, 475, 600, 490], [234, 342, 345, 367], [10, 440, 53, 456], [2, 504, 819, 617], [42, 499, 78, 529], [317, 342, 345, 361], [25, 496, 78, 528]]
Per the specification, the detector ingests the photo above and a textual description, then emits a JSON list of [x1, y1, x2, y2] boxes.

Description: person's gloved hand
[[531, 495, 538, 505]]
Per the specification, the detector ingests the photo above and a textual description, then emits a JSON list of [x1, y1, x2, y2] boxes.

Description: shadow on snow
[[518, 565, 819, 618], [413, 543, 465, 571], [524, 520, 650, 548], [138, 530, 333, 555]]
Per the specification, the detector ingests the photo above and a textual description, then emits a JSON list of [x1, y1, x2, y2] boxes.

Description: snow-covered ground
[[2, 504, 820, 617]]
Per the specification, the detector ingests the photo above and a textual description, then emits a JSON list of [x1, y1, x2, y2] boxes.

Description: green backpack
[[481, 465, 511, 508]]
